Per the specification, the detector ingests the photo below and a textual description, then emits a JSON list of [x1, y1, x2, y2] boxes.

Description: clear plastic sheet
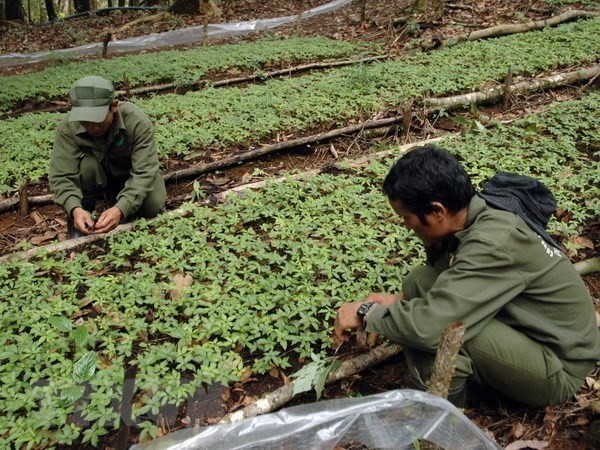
[[131, 389, 501, 450], [0, 0, 354, 69]]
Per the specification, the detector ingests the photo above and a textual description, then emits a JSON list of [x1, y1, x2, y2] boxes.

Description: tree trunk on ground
[[6, 0, 24, 20], [45, 0, 57, 20], [74, 0, 90, 13]]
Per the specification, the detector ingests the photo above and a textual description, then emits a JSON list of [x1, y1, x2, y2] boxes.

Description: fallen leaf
[[268, 367, 279, 379], [207, 175, 231, 186], [505, 440, 548, 450], [570, 235, 594, 249], [507, 422, 525, 440], [31, 211, 46, 225], [170, 272, 194, 300], [239, 366, 254, 383], [240, 172, 253, 184], [29, 230, 59, 245]]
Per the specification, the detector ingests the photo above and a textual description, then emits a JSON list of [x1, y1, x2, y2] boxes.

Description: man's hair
[[383, 145, 474, 222]]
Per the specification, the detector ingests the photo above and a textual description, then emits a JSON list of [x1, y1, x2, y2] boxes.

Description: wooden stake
[[295, 11, 303, 36], [123, 73, 131, 99], [102, 33, 111, 58], [427, 321, 466, 399], [19, 180, 29, 217], [203, 16, 209, 45], [361, 0, 368, 23], [503, 67, 513, 111]]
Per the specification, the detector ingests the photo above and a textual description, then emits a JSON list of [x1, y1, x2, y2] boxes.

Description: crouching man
[[50, 75, 166, 238], [334, 145, 600, 407]]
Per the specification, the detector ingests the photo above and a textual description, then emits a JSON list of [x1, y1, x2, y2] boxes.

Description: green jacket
[[366, 195, 600, 379], [49, 102, 160, 218]]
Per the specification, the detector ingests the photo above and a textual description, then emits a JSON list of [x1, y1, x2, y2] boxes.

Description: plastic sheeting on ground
[[130, 389, 501, 450], [0, 0, 354, 69]]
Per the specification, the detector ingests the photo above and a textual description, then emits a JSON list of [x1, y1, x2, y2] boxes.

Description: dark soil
[[1, 1, 599, 449]]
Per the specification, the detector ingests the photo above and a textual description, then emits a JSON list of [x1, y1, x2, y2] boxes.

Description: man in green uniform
[[333, 145, 600, 407], [50, 76, 166, 238]]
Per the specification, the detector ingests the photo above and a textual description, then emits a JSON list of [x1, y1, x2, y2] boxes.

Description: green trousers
[[402, 265, 583, 406], [80, 154, 166, 219]]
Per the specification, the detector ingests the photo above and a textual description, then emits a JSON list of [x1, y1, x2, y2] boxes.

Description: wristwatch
[[356, 302, 376, 325]]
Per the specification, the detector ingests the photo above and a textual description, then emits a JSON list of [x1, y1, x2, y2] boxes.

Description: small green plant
[[292, 353, 341, 399]]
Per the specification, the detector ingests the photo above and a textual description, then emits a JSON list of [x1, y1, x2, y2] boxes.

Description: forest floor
[[1, 0, 599, 449]]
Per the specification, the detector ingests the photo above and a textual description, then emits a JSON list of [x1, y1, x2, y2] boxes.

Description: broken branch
[[219, 343, 402, 424], [427, 321, 466, 399]]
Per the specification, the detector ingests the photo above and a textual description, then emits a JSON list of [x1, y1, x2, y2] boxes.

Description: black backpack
[[478, 172, 560, 249]]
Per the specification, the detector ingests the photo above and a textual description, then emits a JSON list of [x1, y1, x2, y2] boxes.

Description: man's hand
[[93, 206, 123, 234], [71, 207, 95, 235], [365, 292, 404, 305], [333, 302, 364, 344]]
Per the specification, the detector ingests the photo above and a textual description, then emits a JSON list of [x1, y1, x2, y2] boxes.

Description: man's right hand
[[71, 207, 95, 235]]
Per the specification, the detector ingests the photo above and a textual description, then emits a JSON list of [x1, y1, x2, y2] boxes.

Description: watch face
[[358, 302, 374, 319]]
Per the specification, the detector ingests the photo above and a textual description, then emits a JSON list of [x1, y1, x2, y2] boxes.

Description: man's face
[[80, 102, 117, 137], [389, 198, 449, 247]]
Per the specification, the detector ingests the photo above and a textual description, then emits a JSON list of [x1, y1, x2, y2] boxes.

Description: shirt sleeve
[[365, 235, 528, 351], [49, 121, 84, 216], [114, 112, 160, 218]]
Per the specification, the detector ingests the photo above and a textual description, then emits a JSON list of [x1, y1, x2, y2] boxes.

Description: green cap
[[68, 76, 114, 123]]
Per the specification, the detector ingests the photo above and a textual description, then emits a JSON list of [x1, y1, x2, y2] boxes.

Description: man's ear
[[429, 202, 448, 221]]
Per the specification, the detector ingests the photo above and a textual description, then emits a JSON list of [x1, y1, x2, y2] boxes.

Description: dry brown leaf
[[29, 230, 59, 245], [570, 236, 594, 249], [268, 367, 279, 379], [31, 211, 46, 225], [241, 395, 258, 406], [170, 273, 194, 300], [367, 332, 379, 347], [589, 400, 600, 414], [239, 366, 254, 383], [207, 175, 231, 186], [505, 440, 548, 450], [240, 172, 253, 184], [507, 422, 525, 440]]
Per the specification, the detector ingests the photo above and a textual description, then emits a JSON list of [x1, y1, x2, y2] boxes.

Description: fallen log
[[462, 10, 599, 43], [219, 342, 403, 424], [423, 64, 600, 111], [163, 115, 407, 182], [117, 55, 388, 97]]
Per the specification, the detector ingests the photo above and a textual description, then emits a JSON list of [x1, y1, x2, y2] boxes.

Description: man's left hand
[[93, 207, 123, 234]]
